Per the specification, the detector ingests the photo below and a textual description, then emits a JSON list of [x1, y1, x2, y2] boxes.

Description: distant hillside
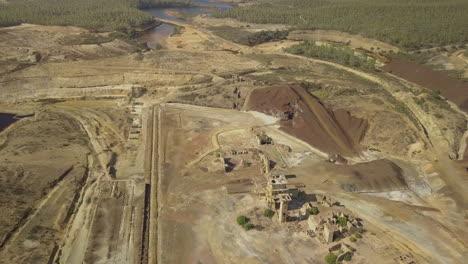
[[0, 0, 191, 32], [214, 0, 468, 49]]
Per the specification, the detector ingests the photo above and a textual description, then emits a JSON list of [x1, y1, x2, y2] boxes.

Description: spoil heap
[[246, 85, 368, 157]]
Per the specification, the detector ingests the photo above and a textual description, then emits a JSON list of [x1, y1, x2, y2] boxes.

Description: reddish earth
[[246, 85, 368, 157], [382, 59, 468, 112]]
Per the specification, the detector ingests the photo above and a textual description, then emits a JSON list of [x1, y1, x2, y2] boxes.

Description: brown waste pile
[[246, 85, 368, 157], [382, 59, 468, 112]]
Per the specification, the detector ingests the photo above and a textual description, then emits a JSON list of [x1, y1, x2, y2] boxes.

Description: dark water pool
[[0, 113, 18, 132]]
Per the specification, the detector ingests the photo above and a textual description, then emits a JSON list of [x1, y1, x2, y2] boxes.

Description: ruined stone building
[[265, 172, 298, 222], [306, 211, 362, 244]]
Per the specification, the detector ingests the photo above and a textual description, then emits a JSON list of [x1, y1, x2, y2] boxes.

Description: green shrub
[[155, 43, 164, 50], [350, 237, 357, 242], [337, 216, 347, 227], [263, 209, 274, 217], [324, 253, 337, 264], [355, 233, 362, 239], [236, 215, 249, 226], [343, 253, 352, 261], [309, 207, 320, 215]]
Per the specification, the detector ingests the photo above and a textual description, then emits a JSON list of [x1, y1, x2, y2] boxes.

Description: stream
[[140, 0, 231, 49]]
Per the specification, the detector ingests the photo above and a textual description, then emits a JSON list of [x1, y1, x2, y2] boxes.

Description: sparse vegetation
[[155, 43, 164, 50], [337, 216, 347, 227], [354, 233, 362, 239], [286, 41, 376, 70], [324, 253, 337, 264], [236, 215, 254, 230], [209, 27, 288, 46], [343, 253, 352, 261], [236, 215, 249, 225], [243, 223, 254, 230], [0, 0, 191, 33], [308, 207, 320, 215], [246, 30, 289, 46], [350, 237, 357, 242], [171, 25, 183, 36], [214, 0, 468, 49], [311, 90, 329, 100], [263, 209, 274, 217]]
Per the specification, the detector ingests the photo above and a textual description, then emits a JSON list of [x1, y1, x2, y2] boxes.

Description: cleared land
[[0, 7, 467, 264]]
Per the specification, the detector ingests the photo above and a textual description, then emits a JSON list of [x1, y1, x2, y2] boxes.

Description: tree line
[[213, 0, 468, 50], [286, 41, 376, 70], [0, 0, 191, 32]]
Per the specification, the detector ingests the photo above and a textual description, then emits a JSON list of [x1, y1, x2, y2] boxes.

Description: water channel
[[140, 0, 231, 49]]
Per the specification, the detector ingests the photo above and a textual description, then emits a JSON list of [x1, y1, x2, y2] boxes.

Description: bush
[[247, 30, 289, 46], [243, 223, 254, 230], [155, 43, 164, 50], [237, 215, 249, 226], [343, 253, 352, 261], [263, 209, 274, 217], [286, 41, 376, 70], [337, 216, 347, 227], [350, 237, 357, 242], [309, 207, 320, 215], [324, 253, 337, 264], [355, 233, 362, 239]]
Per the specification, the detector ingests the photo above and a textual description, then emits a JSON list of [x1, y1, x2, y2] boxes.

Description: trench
[[0, 166, 75, 251], [0, 208, 34, 250], [61, 167, 90, 226], [139, 184, 152, 264], [48, 166, 74, 189]]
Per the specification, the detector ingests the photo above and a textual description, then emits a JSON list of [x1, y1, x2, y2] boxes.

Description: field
[[214, 0, 468, 49]]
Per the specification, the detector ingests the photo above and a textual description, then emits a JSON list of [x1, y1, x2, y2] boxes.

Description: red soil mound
[[246, 85, 368, 157], [382, 59, 468, 112]]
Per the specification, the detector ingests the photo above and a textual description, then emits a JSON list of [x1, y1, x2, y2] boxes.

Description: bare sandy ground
[[0, 13, 467, 264]]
